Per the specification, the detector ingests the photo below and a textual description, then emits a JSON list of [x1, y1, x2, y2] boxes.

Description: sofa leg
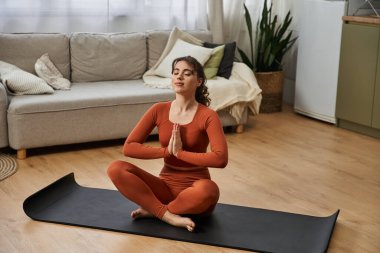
[[236, 124, 244, 134], [17, 149, 27, 160]]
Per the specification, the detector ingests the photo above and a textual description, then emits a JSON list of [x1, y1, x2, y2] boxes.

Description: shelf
[[343, 15, 380, 25]]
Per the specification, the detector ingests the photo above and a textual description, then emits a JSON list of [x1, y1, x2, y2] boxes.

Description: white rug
[[0, 153, 18, 181]]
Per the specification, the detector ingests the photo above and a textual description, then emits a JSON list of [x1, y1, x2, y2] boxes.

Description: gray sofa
[[0, 31, 247, 159]]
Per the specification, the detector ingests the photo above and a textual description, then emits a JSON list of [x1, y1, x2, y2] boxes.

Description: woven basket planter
[[255, 71, 284, 113]]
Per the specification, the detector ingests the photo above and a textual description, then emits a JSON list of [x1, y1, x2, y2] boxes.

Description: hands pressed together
[[168, 123, 182, 157]]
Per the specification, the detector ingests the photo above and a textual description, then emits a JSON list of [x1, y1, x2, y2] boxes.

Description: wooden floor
[[1, 105, 380, 253]]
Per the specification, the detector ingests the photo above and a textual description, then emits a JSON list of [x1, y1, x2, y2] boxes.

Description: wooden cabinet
[[372, 42, 380, 129], [336, 20, 380, 138]]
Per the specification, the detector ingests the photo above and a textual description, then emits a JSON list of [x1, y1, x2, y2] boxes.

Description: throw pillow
[[203, 41, 237, 79], [152, 27, 205, 70], [155, 39, 214, 78], [35, 53, 71, 90], [203, 44, 225, 79], [147, 27, 210, 69], [0, 60, 54, 95]]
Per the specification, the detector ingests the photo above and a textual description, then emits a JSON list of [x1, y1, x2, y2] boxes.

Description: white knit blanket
[[143, 62, 262, 123]]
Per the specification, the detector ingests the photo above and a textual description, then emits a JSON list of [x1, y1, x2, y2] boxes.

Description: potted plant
[[238, 0, 297, 113]]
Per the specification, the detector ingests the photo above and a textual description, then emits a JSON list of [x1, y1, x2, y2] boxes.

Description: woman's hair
[[171, 56, 211, 107]]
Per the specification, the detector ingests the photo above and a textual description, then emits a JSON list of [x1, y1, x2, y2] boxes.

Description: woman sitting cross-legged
[[107, 56, 228, 232]]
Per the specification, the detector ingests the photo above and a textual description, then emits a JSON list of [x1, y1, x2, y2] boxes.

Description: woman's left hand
[[172, 123, 183, 157]]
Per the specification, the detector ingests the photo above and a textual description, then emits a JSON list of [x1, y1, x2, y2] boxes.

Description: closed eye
[[173, 68, 194, 76]]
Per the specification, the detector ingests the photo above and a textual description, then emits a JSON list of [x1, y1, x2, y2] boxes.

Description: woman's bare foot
[[131, 208, 154, 219], [162, 210, 196, 232]]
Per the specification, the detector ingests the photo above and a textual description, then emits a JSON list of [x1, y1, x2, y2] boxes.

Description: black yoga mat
[[24, 173, 339, 253]]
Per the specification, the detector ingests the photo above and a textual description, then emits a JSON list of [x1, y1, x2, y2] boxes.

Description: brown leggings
[[107, 160, 220, 219]]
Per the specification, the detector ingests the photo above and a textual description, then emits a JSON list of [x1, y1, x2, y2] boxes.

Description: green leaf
[[243, 4, 254, 65], [241, 0, 297, 71], [238, 48, 254, 70]]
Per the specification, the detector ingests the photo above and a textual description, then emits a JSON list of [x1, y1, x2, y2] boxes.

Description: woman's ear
[[197, 78, 203, 87]]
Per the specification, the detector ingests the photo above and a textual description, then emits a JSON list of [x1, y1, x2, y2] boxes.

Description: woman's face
[[171, 60, 201, 95]]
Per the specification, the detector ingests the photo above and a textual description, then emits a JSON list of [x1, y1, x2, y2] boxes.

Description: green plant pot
[[255, 71, 284, 113]]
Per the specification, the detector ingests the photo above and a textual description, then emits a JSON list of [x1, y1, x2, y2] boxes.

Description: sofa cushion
[[204, 41, 237, 79], [155, 39, 214, 78], [35, 53, 71, 90], [0, 60, 54, 95], [204, 44, 225, 79], [0, 83, 8, 148], [70, 33, 147, 82], [8, 80, 174, 115], [0, 33, 70, 79], [147, 30, 212, 69]]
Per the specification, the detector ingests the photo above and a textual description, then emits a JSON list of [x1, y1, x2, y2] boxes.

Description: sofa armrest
[[0, 82, 9, 148]]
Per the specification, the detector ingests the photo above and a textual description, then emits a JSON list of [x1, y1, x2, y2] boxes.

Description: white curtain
[[207, 0, 245, 44], [222, 0, 245, 43], [0, 0, 208, 33], [1, 0, 298, 41]]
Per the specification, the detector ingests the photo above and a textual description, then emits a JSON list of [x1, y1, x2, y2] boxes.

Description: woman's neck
[[173, 96, 198, 111]]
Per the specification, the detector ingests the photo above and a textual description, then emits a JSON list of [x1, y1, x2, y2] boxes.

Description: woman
[[107, 56, 228, 232]]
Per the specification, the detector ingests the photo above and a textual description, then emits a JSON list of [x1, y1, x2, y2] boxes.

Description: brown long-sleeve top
[[123, 101, 228, 171]]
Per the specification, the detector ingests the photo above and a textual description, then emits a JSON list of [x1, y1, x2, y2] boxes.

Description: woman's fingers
[[168, 124, 178, 155], [168, 128, 174, 155], [172, 123, 182, 156]]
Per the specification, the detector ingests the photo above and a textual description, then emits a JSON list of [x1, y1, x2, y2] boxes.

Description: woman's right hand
[[168, 123, 182, 156], [168, 129, 174, 155]]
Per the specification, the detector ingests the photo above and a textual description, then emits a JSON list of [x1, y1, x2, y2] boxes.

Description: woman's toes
[[187, 221, 196, 232], [131, 209, 140, 218], [131, 208, 153, 219]]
